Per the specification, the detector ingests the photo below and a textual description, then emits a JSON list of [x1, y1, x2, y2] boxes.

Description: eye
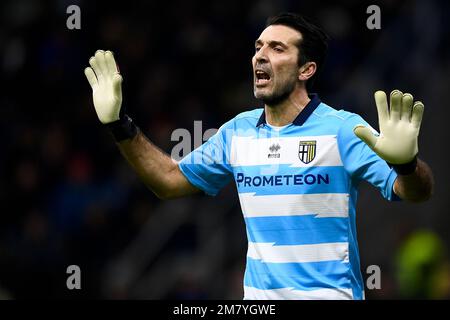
[[274, 47, 284, 52], [255, 46, 261, 52]]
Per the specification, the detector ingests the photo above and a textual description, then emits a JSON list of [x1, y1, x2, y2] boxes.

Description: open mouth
[[255, 70, 271, 86]]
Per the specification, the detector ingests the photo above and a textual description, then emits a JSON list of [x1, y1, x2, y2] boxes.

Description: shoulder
[[313, 102, 361, 122], [218, 108, 263, 132], [314, 102, 370, 130], [311, 102, 376, 146], [233, 108, 264, 123]]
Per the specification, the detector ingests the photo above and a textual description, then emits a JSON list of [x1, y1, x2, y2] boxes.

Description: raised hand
[[84, 50, 123, 124], [353, 90, 424, 164]]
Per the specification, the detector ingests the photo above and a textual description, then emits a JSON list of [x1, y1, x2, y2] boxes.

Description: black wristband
[[388, 156, 418, 175], [105, 114, 139, 142]]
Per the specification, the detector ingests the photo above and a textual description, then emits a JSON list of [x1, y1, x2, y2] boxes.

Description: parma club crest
[[298, 140, 316, 164]]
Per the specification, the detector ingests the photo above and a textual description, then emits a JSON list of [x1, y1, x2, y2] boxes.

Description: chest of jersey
[[230, 134, 342, 168]]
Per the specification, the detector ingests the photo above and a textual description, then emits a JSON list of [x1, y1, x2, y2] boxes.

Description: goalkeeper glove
[[353, 90, 424, 173], [85, 50, 138, 141], [85, 50, 123, 124]]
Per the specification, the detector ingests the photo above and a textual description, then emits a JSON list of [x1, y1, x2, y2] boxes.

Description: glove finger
[[105, 51, 119, 74], [89, 55, 103, 80], [84, 67, 98, 90], [95, 50, 109, 76], [112, 73, 123, 98], [401, 93, 413, 121], [353, 125, 378, 149], [374, 90, 388, 126], [411, 101, 424, 130], [389, 89, 402, 121]]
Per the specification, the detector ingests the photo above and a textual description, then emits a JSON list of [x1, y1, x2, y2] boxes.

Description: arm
[[116, 131, 201, 199], [354, 89, 434, 203], [84, 50, 200, 200], [393, 158, 434, 203]]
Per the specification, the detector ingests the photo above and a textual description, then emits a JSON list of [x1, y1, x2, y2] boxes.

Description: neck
[[264, 88, 311, 126]]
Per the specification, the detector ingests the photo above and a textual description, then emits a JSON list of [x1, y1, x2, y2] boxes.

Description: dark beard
[[258, 80, 297, 106], [261, 89, 291, 106]]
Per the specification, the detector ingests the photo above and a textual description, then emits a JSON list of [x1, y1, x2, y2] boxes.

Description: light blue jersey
[[178, 94, 399, 300]]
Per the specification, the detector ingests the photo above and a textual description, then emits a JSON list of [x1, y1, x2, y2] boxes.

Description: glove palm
[[84, 50, 123, 124], [353, 90, 424, 164]]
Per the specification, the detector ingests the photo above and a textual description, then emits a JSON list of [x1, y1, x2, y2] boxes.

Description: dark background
[[0, 0, 449, 299]]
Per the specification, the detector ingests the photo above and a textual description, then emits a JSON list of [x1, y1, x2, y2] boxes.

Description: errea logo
[[268, 143, 281, 158]]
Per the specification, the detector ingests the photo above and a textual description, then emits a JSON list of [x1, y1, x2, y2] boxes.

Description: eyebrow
[[254, 39, 289, 48]]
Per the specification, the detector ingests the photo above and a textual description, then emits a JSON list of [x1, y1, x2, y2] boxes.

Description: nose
[[254, 46, 268, 63]]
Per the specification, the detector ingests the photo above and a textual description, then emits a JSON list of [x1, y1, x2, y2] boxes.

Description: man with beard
[[84, 12, 434, 299]]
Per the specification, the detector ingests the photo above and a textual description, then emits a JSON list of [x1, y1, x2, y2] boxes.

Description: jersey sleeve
[[337, 114, 400, 201], [178, 119, 234, 196]]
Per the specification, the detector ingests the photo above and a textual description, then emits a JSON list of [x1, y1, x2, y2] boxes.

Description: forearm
[[394, 158, 434, 203], [84, 50, 198, 199], [116, 130, 180, 199]]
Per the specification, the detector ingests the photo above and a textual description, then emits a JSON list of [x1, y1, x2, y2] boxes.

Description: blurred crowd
[[0, 0, 449, 299]]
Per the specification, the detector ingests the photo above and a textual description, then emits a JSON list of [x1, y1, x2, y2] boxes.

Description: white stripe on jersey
[[230, 135, 342, 167], [239, 193, 349, 218], [247, 242, 349, 263], [244, 286, 353, 300]]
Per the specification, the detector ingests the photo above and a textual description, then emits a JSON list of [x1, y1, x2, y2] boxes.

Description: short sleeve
[[337, 114, 400, 201], [178, 120, 234, 196]]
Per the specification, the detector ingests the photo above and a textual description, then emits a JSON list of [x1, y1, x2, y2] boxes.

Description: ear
[[298, 62, 317, 82]]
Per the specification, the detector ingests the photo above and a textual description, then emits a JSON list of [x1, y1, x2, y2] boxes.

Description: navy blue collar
[[256, 94, 321, 127]]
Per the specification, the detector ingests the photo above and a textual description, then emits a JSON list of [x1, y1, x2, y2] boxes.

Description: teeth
[[256, 70, 270, 80]]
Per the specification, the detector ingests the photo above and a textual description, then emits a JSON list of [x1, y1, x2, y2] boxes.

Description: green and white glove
[[84, 50, 123, 124], [353, 90, 424, 165]]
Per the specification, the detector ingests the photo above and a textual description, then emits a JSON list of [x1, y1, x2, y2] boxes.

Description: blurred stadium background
[[0, 0, 449, 299]]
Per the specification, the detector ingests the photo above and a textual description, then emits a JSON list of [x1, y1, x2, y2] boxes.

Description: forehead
[[256, 24, 302, 46]]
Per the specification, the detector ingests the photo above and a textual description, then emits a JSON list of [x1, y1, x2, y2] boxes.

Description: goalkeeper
[[84, 12, 434, 300]]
